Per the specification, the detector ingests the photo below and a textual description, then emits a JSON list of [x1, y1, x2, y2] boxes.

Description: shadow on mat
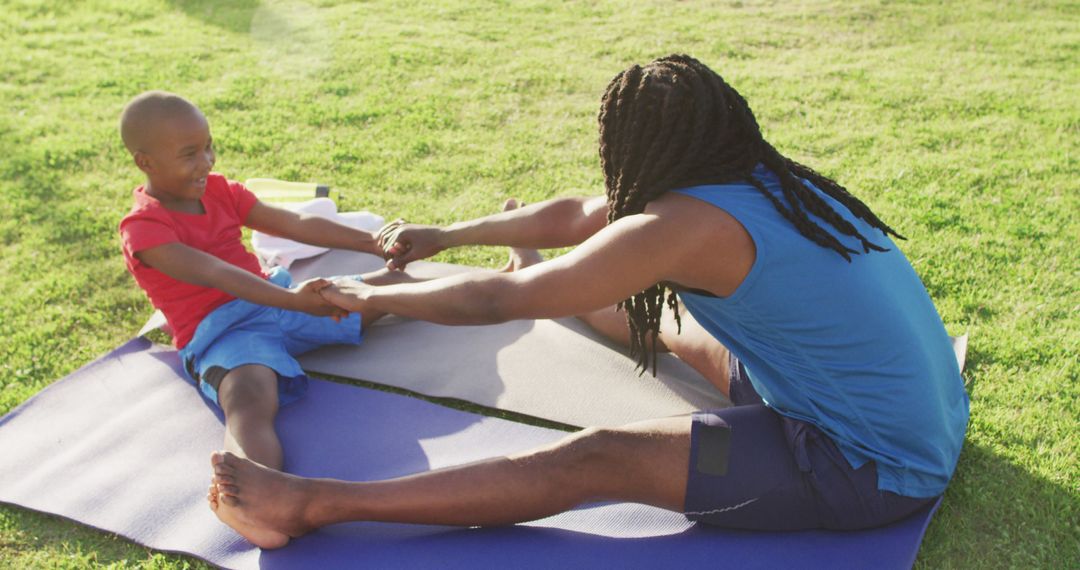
[[144, 340, 498, 484]]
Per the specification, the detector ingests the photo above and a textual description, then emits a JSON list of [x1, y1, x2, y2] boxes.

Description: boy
[[119, 91, 397, 547]]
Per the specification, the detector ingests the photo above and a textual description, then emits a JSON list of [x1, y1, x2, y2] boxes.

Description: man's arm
[[136, 243, 345, 318], [322, 191, 753, 325], [244, 201, 383, 256], [381, 195, 608, 269], [321, 209, 696, 325]]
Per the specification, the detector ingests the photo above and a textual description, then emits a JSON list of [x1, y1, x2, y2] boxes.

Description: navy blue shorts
[[683, 354, 936, 530]]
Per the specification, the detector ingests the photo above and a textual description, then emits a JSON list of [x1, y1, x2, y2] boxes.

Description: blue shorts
[[683, 354, 936, 530], [178, 268, 363, 408]]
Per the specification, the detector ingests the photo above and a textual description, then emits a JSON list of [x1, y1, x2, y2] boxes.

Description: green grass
[[1, 0, 1077, 567]]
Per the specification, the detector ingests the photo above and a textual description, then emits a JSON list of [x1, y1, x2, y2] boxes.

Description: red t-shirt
[[120, 174, 266, 348]]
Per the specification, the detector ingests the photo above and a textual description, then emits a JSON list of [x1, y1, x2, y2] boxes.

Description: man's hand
[[289, 278, 349, 321], [377, 220, 447, 271]]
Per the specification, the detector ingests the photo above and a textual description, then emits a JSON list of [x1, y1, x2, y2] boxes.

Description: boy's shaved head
[[120, 91, 203, 153]]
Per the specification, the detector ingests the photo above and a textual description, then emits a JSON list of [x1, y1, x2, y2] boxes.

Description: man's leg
[[209, 416, 692, 542], [351, 223, 540, 330], [494, 198, 732, 397], [578, 306, 731, 397], [351, 266, 479, 329]]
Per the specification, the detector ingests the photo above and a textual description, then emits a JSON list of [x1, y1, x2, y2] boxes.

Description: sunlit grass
[[0, 0, 1076, 567]]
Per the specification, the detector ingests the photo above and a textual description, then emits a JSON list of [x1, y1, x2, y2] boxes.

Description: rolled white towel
[[252, 198, 385, 269]]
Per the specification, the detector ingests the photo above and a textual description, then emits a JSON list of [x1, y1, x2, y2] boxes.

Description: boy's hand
[[290, 278, 349, 320], [378, 220, 446, 271], [317, 277, 370, 314]]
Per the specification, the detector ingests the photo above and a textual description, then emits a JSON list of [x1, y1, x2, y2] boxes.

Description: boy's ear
[[133, 151, 153, 174]]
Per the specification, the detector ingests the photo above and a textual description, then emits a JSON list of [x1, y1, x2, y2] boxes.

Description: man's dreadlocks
[[598, 54, 903, 374]]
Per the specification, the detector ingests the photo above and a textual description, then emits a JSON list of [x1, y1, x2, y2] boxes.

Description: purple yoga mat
[[0, 339, 940, 569]]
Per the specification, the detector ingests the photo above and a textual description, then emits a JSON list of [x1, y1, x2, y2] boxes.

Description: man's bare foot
[[498, 199, 544, 272], [210, 451, 319, 546], [207, 473, 292, 549]]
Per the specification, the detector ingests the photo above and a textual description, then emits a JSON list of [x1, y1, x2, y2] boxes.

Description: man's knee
[[527, 427, 627, 501], [554, 425, 688, 504], [560, 427, 638, 474]]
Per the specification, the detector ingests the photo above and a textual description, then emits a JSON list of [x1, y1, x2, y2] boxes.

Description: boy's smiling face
[[137, 109, 216, 207]]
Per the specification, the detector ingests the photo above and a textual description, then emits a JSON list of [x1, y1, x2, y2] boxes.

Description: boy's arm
[[135, 243, 345, 318], [244, 201, 382, 256], [381, 195, 608, 269]]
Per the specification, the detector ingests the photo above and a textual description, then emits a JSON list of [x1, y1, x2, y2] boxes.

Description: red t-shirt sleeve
[[226, 179, 259, 223], [120, 214, 179, 258]]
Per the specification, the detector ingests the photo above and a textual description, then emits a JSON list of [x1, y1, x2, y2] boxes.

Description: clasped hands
[[376, 218, 445, 271], [288, 277, 369, 321], [288, 218, 437, 320]]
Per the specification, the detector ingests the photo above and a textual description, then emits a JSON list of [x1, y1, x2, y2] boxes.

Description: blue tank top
[[674, 165, 969, 498]]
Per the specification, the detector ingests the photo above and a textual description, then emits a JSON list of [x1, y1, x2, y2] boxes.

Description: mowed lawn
[[1, 0, 1076, 567]]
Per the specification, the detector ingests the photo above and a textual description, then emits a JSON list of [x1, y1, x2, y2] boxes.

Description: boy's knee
[[217, 366, 279, 413]]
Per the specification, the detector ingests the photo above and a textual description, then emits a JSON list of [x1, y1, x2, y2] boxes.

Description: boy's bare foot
[[210, 451, 318, 546], [498, 199, 544, 272]]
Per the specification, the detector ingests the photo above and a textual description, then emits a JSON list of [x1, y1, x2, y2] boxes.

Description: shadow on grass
[[921, 440, 1079, 568], [166, 0, 262, 34], [926, 342, 1078, 568]]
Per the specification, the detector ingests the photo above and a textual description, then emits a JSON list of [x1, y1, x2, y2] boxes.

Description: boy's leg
[[217, 364, 283, 470], [210, 364, 291, 548]]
